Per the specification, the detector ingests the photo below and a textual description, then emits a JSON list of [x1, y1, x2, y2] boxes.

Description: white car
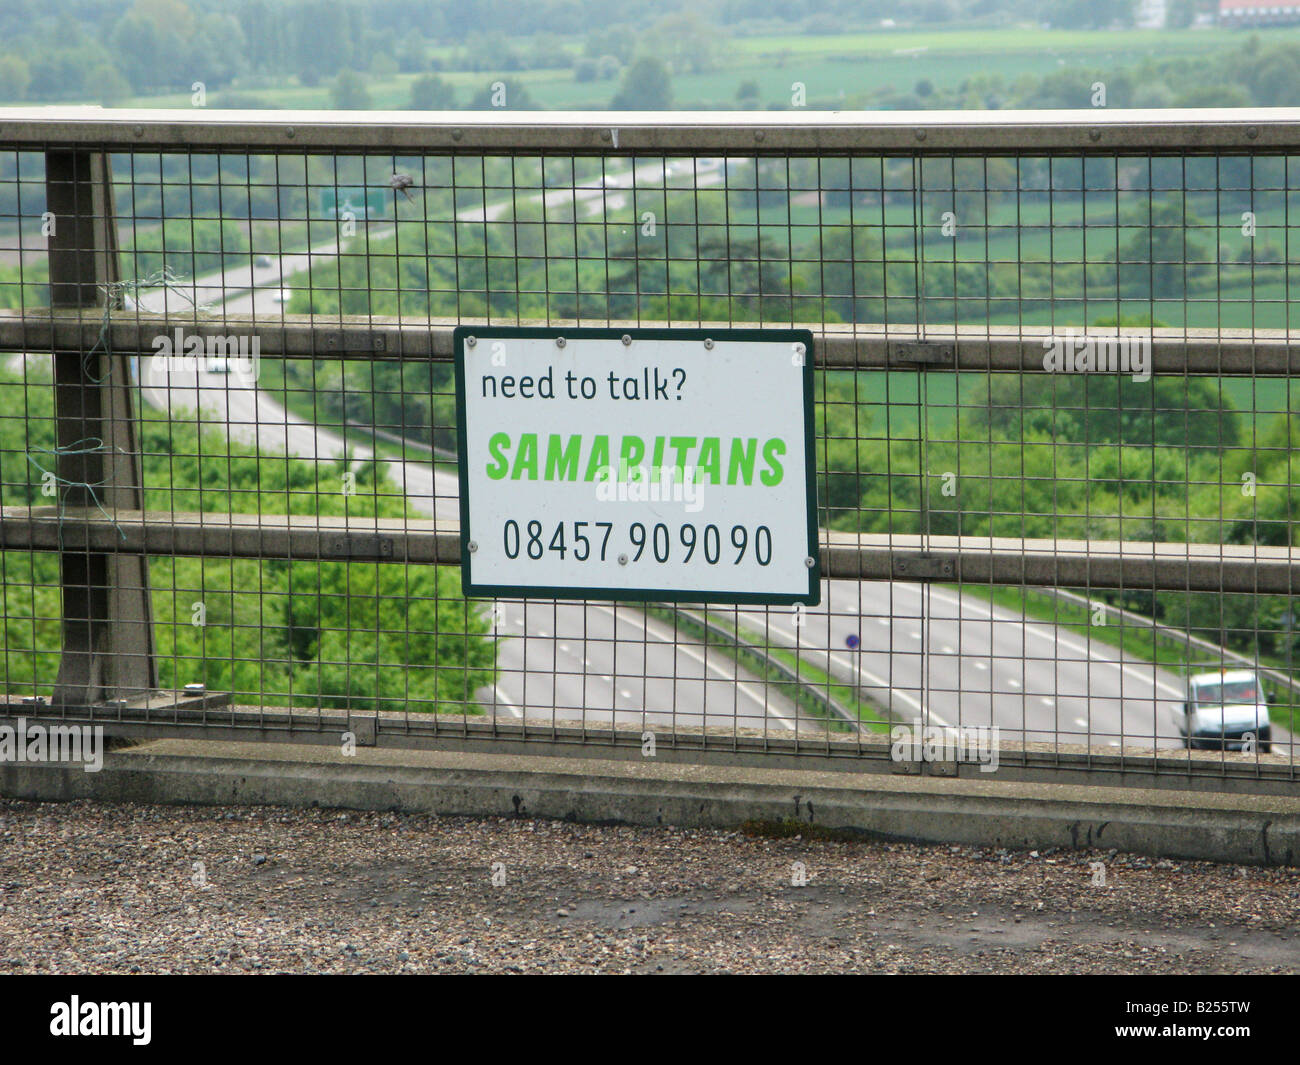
[[1174, 669, 1272, 752]]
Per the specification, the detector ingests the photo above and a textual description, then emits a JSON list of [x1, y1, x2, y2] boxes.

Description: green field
[[105, 25, 1300, 114]]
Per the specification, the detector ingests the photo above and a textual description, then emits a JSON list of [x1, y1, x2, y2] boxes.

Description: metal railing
[[2, 107, 1300, 792]]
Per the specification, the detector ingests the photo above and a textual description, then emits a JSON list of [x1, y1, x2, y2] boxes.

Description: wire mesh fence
[[0, 111, 1298, 786]]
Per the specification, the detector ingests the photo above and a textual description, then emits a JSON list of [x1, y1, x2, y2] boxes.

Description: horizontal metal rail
[[2, 112, 1298, 791], [3, 507, 1295, 593], [4, 106, 1300, 153], [3, 311, 1299, 375], [4, 704, 1298, 795], [0, 507, 458, 564]]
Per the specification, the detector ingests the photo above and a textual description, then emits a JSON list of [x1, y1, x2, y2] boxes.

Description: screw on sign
[[845, 633, 860, 650]]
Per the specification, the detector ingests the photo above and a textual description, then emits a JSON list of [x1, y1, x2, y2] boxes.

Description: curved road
[[735, 580, 1188, 749], [114, 161, 1243, 752], [131, 158, 804, 735]]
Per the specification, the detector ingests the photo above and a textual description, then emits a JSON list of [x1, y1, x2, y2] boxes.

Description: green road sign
[[319, 187, 388, 220]]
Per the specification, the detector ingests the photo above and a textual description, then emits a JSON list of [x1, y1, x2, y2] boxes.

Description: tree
[[584, 27, 635, 64], [396, 36, 427, 74], [1250, 51, 1300, 107], [0, 368, 497, 712], [0, 55, 30, 101], [647, 12, 719, 75], [1116, 194, 1212, 300], [189, 13, 248, 89], [110, 0, 198, 93], [330, 69, 371, 110], [1175, 84, 1250, 109], [611, 57, 671, 110], [90, 63, 132, 105], [969, 371, 1240, 455], [1042, 0, 1135, 28], [736, 79, 759, 105], [811, 225, 886, 324], [409, 73, 454, 109], [1166, 0, 1198, 27], [1132, 81, 1174, 109]]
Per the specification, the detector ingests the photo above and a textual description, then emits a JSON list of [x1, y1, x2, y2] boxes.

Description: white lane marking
[[493, 684, 523, 719], [208, 227, 1180, 736], [912, 583, 1185, 699], [593, 605, 796, 729], [735, 610, 946, 726], [882, 579, 1190, 745], [226, 248, 1171, 742]]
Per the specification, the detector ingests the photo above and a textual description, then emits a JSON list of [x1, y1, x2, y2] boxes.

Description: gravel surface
[[1, 797, 1298, 974]]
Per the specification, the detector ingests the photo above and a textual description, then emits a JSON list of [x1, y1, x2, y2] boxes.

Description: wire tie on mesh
[[25, 437, 129, 546], [83, 268, 207, 384]]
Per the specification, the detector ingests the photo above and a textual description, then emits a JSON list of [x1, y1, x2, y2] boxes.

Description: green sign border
[[453, 325, 820, 606]]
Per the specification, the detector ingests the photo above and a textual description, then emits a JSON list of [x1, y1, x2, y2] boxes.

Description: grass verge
[[644, 604, 892, 734]]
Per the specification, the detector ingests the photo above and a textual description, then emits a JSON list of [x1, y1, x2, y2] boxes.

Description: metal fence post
[[45, 148, 156, 706]]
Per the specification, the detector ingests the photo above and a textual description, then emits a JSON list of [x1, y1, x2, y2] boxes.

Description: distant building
[[1219, 0, 1300, 26], [1136, 0, 1166, 28]]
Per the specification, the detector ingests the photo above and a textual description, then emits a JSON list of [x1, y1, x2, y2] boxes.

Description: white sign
[[454, 327, 818, 604]]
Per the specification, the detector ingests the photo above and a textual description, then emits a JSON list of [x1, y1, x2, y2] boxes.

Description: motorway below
[[733, 579, 1189, 749], [91, 160, 1264, 752], [130, 159, 804, 735]]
